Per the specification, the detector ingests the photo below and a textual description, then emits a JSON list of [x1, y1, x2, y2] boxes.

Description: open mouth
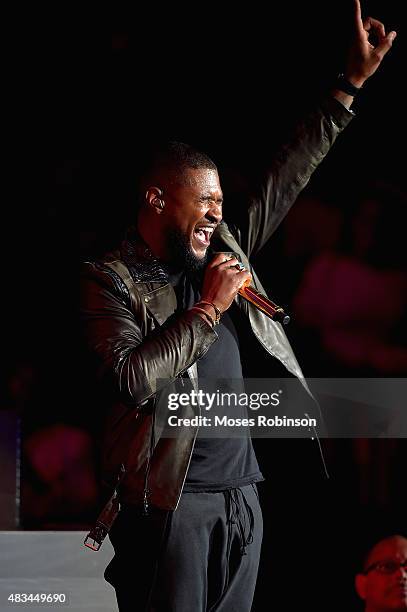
[[193, 225, 215, 248]]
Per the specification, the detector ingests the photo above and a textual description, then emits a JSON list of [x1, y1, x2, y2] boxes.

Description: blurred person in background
[[355, 534, 407, 611], [292, 182, 407, 376], [22, 424, 99, 529]]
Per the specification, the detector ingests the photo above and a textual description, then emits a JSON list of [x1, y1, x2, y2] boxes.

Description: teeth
[[195, 227, 214, 234]]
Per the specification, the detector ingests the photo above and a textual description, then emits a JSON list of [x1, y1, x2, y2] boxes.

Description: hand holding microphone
[[197, 253, 290, 326], [200, 253, 252, 314]]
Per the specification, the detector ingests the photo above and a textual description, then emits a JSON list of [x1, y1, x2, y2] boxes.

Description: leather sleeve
[[80, 262, 218, 406], [239, 97, 354, 257]]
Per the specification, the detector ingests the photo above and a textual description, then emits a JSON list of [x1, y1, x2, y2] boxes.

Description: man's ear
[[355, 573, 367, 600], [145, 187, 165, 213]]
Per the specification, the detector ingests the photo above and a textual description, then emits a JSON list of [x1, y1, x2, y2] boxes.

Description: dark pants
[[105, 484, 263, 612]]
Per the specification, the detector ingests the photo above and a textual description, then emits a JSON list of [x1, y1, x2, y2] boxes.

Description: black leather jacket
[[81, 97, 353, 511]]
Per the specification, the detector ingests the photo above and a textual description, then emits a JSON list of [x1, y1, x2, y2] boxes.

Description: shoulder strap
[[102, 260, 135, 294]]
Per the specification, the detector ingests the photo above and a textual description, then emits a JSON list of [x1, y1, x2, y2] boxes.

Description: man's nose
[[206, 203, 222, 224], [396, 564, 407, 579]]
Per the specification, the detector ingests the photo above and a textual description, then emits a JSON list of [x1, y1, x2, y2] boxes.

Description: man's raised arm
[[239, 0, 396, 258]]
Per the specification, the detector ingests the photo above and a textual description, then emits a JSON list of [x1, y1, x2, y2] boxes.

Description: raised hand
[[346, 0, 397, 87]]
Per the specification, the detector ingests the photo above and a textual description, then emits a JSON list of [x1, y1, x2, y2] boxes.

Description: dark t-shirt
[[168, 269, 264, 492]]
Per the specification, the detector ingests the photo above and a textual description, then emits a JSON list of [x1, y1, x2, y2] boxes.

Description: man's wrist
[[335, 73, 364, 97], [190, 305, 216, 327], [195, 300, 222, 324], [345, 75, 366, 89]]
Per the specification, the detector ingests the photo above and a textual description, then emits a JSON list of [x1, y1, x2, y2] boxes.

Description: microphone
[[238, 279, 290, 325], [211, 251, 290, 325]]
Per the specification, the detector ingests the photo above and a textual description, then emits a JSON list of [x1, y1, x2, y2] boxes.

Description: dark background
[[3, 1, 406, 610]]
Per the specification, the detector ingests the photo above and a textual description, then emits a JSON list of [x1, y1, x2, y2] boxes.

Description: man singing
[[81, 2, 396, 609]]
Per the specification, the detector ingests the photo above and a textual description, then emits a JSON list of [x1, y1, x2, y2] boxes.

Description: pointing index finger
[[353, 0, 364, 33]]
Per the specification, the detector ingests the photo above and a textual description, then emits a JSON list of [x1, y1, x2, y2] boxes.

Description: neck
[[137, 219, 168, 262]]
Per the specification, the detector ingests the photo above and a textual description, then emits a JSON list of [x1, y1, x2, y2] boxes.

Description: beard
[[166, 227, 209, 277]]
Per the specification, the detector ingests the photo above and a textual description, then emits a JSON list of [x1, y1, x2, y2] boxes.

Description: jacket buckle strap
[[84, 464, 125, 551]]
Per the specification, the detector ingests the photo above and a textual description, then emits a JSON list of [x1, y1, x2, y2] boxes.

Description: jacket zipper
[[142, 398, 156, 515], [140, 339, 210, 512], [142, 341, 212, 514], [173, 342, 213, 510]]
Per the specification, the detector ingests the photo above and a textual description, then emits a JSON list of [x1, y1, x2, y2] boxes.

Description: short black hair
[[138, 141, 218, 195]]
